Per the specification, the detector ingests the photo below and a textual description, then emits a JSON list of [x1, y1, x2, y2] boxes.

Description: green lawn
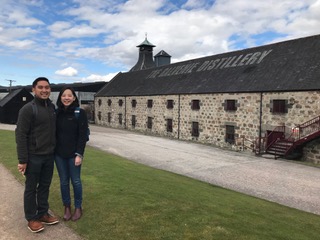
[[1, 129, 320, 240]]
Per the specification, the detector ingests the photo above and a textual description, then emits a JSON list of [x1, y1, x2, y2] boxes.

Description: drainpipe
[[124, 96, 127, 129], [178, 94, 181, 139], [258, 92, 263, 155]]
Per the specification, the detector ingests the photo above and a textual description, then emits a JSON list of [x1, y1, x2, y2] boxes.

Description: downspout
[[124, 96, 127, 129], [258, 92, 263, 155], [178, 94, 181, 139]]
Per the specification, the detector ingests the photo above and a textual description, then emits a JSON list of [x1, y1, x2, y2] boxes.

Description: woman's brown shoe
[[71, 208, 82, 221], [63, 206, 72, 221]]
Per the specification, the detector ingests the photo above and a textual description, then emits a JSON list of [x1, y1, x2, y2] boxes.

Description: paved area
[[1, 123, 320, 239], [0, 163, 82, 240]]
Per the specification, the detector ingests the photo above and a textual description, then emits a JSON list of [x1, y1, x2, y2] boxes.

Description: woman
[[55, 87, 88, 221]]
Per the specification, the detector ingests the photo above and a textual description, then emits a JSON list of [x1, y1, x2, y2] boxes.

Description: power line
[[5, 79, 16, 93]]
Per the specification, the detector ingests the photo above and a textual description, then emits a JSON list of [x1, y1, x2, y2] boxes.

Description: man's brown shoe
[[39, 213, 59, 225], [28, 220, 44, 233]]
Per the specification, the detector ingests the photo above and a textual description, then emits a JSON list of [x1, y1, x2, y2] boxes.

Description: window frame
[[118, 113, 122, 125], [225, 99, 237, 111], [271, 99, 286, 114], [131, 115, 136, 128], [191, 100, 200, 110], [147, 99, 153, 108], [166, 118, 173, 132], [132, 99, 137, 108], [167, 100, 174, 109], [225, 125, 235, 144], [147, 117, 153, 129], [192, 121, 199, 137]]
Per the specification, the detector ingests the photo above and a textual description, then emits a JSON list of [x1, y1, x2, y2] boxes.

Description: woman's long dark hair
[[56, 86, 80, 110]]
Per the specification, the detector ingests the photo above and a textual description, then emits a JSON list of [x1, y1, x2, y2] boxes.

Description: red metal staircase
[[265, 116, 320, 158]]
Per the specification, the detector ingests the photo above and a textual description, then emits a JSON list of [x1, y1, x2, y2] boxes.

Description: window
[[167, 100, 174, 109], [118, 114, 122, 125], [147, 117, 153, 129], [147, 99, 153, 108], [132, 115, 136, 128], [107, 112, 111, 123], [98, 99, 102, 106], [271, 100, 286, 113], [107, 99, 112, 106], [191, 100, 200, 110], [132, 99, 137, 108], [119, 99, 123, 107], [192, 122, 199, 137], [226, 125, 235, 144], [167, 119, 173, 132], [225, 100, 237, 111], [98, 111, 102, 121]]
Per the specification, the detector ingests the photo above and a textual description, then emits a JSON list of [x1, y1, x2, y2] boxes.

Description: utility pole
[[5, 79, 16, 93]]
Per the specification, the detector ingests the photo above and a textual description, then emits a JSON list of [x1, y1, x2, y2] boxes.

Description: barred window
[[192, 122, 199, 137], [132, 115, 136, 128], [167, 119, 173, 132], [98, 99, 102, 106], [167, 100, 174, 109], [107, 99, 112, 106], [226, 125, 235, 144], [271, 100, 286, 114], [107, 112, 111, 123], [119, 99, 123, 107], [118, 114, 122, 125], [132, 99, 137, 108], [98, 111, 102, 121], [147, 117, 153, 129], [225, 100, 237, 111], [191, 100, 200, 110], [147, 99, 153, 108]]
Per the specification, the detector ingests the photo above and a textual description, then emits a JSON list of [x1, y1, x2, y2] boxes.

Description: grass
[[1, 129, 320, 239]]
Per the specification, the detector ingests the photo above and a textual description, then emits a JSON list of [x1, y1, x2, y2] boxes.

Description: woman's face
[[61, 89, 76, 108]]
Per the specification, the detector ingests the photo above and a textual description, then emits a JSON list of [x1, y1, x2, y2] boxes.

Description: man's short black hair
[[32, 77, 50, 88]]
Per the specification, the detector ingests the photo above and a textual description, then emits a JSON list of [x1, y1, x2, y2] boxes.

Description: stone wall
[[95, 91, 320, 163]]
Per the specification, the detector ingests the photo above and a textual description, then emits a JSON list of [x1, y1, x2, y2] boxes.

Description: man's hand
[[17, 163, 27, 176]]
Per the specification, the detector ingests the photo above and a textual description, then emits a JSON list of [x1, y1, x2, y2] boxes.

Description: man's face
[[32, 80, 51, 100]]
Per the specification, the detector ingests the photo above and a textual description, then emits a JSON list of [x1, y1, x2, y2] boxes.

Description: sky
[[0, 0, 319, 87]]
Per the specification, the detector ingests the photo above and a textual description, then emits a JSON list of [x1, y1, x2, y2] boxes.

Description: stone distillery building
[[95, 35, 320, 163]]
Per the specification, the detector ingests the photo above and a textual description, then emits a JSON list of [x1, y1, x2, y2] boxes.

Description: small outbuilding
[[0, 88, 34, 124]]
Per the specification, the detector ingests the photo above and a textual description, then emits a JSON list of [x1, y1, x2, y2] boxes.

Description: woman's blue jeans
[[55, 154, 82, 208]]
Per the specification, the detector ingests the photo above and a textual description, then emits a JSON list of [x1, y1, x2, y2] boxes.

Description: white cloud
[[48, 21, 104, 39], [1, 0, 320, 85], [81, 73, 118, 82], [8, 9, 44, 26], [55, 67, 78, 77]]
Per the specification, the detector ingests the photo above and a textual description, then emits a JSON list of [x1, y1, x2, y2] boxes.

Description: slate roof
[[96, 34, 320, 97], [154, 50, 171, 57], [0, 88, 30, 107]]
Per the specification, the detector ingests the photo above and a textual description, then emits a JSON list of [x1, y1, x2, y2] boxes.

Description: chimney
[[154, 50, 171, 67]]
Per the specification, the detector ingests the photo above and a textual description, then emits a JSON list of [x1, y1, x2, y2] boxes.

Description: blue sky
[[0, 0, 319, 87]]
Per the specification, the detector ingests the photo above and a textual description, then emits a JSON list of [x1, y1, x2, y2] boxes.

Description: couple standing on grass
[[15, 77, 89, 233]]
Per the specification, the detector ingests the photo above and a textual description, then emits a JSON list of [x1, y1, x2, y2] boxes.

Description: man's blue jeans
[[55, 154, 82, 208]]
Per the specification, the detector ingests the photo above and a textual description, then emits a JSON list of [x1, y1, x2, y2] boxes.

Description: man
[[16, 77, 59, 233]]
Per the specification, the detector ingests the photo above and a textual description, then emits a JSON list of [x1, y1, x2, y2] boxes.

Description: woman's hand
[[75, 155, 82, 166]]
